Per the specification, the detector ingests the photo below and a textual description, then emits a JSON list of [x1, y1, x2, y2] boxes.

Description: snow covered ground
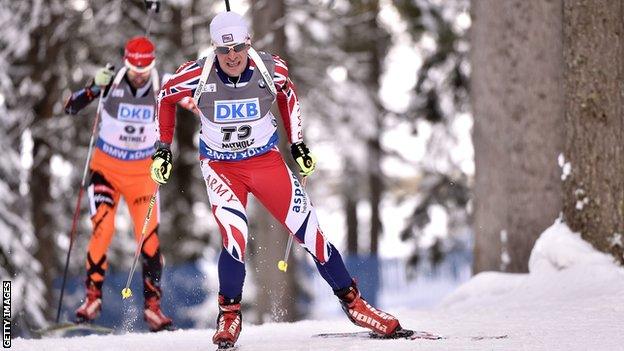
[[12, 219, 624, 350]]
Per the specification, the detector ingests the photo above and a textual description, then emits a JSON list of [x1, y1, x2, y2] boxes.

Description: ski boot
[[144, 295, 174, 332], [336, 281, 401, 336], [212, 294, 242, 349], [75, 282, 102, 323]]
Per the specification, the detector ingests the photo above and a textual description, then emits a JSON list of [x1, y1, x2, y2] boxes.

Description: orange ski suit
[[85, 149, 161, 292]]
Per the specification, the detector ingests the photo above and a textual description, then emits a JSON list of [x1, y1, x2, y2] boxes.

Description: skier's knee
[[88, 172, 116, 216], [216, 222, 247, 262], [141, 227, 160, 256], [304, 245, 332, 265], [223, 245, 245, 263]]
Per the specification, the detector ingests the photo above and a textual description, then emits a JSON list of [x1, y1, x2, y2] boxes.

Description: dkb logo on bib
[[214, 98, 261, 123], [118, 103, 154, 123]]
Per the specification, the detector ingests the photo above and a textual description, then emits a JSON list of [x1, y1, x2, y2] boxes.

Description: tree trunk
[[471, 0, 564, 273], [248, 0, 300, 323], [344, 159, 359, 255], [366, 0, 385, 256], [562, 0, 624, 263], [28, 18, 67, 320], [30, 137, 56, 320], [368, 136, 383, 255]]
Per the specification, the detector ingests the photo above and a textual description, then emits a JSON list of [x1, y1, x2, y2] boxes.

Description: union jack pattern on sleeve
[[272, 55, 288, 90], [272, 55, 304, 144], [157, 60, 203, 144]]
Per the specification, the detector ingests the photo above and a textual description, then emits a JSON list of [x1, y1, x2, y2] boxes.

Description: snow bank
[[442, 218, 623, 310], [528, 218, 616, 274], [437, 219, 624, 350]]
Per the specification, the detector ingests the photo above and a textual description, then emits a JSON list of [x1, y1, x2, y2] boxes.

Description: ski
[[157, 324, 178, 332], [314, 328, 443, 340], [34, 322, 113, 336], [470, 334, 509, 341], [313, 328, 508, 341], [215, 340, 238, 350]]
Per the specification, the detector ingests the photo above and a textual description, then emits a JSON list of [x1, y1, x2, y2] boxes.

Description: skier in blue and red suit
[[150, 11, 404, 347]]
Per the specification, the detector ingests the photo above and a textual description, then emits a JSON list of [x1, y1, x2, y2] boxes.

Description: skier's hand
[[144, 0, 160, 12], [94, 66, 114, 87], [150, 142, 173, 185], [290, 141, 316, 177], [179, 97, 200, 115]]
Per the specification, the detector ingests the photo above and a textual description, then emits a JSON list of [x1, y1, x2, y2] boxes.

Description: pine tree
[[392, 0, 472, 271]]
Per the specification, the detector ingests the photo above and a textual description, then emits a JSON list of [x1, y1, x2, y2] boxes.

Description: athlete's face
[[127, 68, 151, 89], [215, 42, 250, 77]]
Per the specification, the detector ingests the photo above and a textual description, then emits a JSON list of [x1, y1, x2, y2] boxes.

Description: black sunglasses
[[215, 43, 249, 55]]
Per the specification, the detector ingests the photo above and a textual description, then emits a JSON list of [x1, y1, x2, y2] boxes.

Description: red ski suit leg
[[201, 150, 329, 263]]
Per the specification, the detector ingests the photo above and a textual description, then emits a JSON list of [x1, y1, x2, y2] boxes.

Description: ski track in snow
[[13, 219, 624, 351]]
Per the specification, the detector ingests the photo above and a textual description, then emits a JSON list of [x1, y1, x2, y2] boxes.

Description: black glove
[[144, 0, 160, 12], [290, 142, 316, 177], [150, 142, 172, 184]]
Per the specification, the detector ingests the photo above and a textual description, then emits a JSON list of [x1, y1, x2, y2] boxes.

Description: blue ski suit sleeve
[[64, 80, 111, 115]]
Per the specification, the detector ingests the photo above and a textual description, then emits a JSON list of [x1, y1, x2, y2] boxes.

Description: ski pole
[[121, 185, 159, 299], [55, 65, 113, 323], [120, 0, 160, 300], [144, 0, 159, 37], [224, 0, 231, 11], [278, 177, 307, 272]]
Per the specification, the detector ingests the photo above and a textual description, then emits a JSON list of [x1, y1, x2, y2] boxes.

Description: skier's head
[[210, 11, 251, 77], [124, 36, 155, 88]]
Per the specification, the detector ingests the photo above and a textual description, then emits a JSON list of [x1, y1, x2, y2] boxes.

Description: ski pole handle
[[277, 237, 293, 272], [278, 177, 307, 272], [144, 0, 160, 13], [144, 0, 160, 37]]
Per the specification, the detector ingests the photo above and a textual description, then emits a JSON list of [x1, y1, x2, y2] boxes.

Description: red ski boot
[[75, 283, 102, 323], [337, 282, 401, 336], [144, 296, 174, 332], [212, 294, 242, 348]]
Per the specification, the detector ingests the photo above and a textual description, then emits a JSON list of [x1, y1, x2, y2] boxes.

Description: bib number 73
[[221, 125, 251, 142]]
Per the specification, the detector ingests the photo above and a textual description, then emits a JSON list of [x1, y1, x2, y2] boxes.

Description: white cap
[[210, 12, 250, 46]]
